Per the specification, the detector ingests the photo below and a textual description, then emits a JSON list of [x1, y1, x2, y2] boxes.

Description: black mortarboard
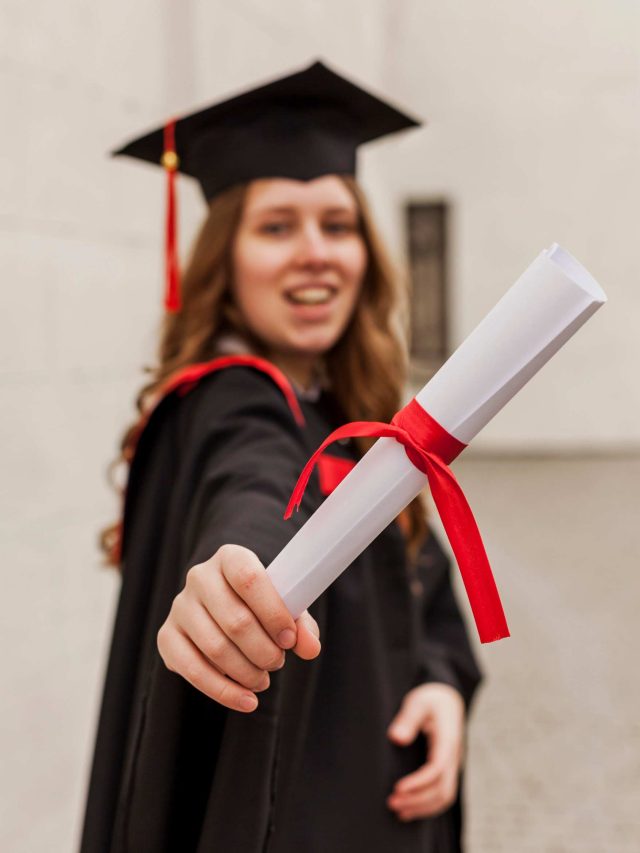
[[112, 59, 422, 311]]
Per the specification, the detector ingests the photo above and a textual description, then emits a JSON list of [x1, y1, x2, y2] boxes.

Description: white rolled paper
[[266, 244, 607, 619]]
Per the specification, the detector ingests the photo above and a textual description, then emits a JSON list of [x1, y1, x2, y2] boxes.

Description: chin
[[289, 328, 342, 356]]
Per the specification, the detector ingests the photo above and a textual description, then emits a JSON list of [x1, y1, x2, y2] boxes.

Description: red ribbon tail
[[284, 455, 318, 519], [423, 455, 510, 643]]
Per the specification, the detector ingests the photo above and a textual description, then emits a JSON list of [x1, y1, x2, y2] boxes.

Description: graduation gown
[[80, 359, 482, 853]]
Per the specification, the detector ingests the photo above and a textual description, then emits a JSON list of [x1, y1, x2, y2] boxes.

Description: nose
[[295, 222, 331, 268]]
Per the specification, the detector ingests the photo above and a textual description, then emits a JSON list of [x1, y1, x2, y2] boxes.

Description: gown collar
[[214, 334, 327, 402]]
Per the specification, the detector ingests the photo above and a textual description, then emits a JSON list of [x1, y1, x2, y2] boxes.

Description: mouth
[[283, 283, 338, 306]]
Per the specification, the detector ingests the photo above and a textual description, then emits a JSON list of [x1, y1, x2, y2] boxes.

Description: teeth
[[287, 287, 334, 305]]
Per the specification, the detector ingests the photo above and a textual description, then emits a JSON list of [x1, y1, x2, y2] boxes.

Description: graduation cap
[[112, 59, 422, 312]]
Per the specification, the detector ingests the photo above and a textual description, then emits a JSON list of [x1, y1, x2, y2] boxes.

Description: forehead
[[243, 175, 357, 215]]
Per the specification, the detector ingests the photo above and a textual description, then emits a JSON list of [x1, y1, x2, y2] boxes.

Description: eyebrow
[[251, 205, 357, 217]]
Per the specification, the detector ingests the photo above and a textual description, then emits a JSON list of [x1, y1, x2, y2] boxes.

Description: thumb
[[299, 609, 320, 639], [387, 691, 427, 745], [292, 610, 321, 660]]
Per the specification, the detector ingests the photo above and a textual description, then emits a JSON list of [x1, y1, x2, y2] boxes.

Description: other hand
[[386, 683, 465, 821]]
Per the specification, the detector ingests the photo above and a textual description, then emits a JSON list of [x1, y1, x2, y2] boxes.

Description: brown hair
[[101, 176, 427, 565]]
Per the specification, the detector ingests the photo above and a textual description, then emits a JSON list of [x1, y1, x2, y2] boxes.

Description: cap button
[[161, 150, 179, 171]]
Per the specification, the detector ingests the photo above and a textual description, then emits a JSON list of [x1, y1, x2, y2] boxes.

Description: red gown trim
[[112, 355, 306, 565], [316, 453, 356, 496], [125, 354, 306, 464]]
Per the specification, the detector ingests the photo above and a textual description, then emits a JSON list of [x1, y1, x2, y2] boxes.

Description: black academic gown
[[80, 363, 482, 853]]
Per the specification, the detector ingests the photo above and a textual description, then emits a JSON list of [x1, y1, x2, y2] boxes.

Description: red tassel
[[162, 119, 181, 312]]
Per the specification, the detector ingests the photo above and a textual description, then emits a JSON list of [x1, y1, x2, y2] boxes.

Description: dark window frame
[[405, 200, 449, 385]]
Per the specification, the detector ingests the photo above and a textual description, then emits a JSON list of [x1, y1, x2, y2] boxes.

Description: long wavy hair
[[101, 175, 427, 566]]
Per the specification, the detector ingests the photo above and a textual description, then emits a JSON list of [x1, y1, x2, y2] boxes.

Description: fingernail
[[256, 674, 270, 691], [277, 628, 296, 648], [240, 694, 258, 712]]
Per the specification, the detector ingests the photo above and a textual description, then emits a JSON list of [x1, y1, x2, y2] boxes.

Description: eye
[[324, 222, 356, 234], [259, 222, 292, 235]]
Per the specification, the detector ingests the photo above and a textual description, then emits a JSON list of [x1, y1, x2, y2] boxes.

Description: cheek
[[232, 236, 288, 344], [340, 240, 368, 302], [343, 238, 367, 281], [233, 236, 283, 315], [234, 236, 287, 289]]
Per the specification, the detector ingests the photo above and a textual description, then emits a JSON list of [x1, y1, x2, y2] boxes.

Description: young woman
[[81, 62, 482, 853]]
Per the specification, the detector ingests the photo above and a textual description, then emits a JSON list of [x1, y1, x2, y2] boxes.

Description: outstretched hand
[[157, 544, 321, 713], [386, 683, 465, 822]]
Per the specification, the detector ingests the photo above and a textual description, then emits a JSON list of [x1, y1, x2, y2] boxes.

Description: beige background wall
[[1, 1, 637, 850], [371, 0, 638, 451]]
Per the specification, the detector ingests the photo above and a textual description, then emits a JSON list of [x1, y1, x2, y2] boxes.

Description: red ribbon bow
[[284, 398, 510, 644]]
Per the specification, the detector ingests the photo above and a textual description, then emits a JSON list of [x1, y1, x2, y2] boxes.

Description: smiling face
[[230, 175, 368, 384]]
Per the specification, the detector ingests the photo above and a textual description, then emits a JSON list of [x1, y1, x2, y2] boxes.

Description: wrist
[[415, 681, 465, 716]]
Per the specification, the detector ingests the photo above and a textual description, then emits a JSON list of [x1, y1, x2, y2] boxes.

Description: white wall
[[0, 1, 637, 850], [1, 3, 167, 849], [368, 0, 639, 450]]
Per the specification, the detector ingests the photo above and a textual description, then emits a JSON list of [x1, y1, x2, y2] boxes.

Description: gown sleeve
[[414, 530, 484, 711], [178, 367, 319, 574]]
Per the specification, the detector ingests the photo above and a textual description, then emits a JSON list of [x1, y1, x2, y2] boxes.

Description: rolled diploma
[[267, 244, 607, 618]]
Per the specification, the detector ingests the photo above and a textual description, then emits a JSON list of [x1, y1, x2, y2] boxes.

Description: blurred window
[[406, 201, 448, 384]]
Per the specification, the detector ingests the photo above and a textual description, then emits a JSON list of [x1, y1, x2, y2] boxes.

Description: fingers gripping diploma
[[386, 683, 465, 822], [157, 544, 321, 713]]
